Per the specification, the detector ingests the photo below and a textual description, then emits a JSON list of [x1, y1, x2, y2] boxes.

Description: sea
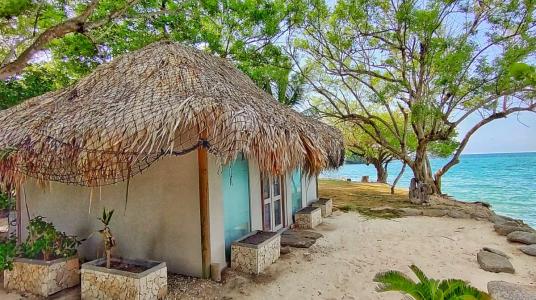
[[321, 152, 536, 227]]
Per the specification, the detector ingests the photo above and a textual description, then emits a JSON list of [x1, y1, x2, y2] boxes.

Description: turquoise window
[[222, 156, 251, 260], [291, 168, 302, 215]]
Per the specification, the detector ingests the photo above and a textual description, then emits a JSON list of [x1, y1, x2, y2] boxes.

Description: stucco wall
[[302, 174, 318, 207], [248, 161, 263, 232], [20, 153, 203, 276], [208, 154, 225, 266]]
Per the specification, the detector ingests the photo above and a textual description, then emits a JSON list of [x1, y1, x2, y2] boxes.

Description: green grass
[[319, 179, 420, 218]]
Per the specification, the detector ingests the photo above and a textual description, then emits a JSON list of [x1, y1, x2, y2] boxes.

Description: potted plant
[[81, 208, 167, 300], [2, 216, 81, 297]]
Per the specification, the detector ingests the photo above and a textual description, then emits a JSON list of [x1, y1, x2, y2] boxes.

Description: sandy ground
[[1, 212, 534, 299], [222, 211, 536, 299]]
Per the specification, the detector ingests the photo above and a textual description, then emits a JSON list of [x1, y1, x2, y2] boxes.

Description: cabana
[[0, 41, 344, 278]]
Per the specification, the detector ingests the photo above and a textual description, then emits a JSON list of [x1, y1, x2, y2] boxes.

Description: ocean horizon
[[321, 151, 536, 227]]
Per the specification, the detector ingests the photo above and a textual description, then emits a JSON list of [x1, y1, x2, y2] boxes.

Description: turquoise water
[[322, 152, 536, 227]]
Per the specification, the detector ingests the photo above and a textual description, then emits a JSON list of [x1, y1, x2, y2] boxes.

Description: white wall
[[248, 161, 262, 231], [208, 154, 225, 266], [284, 171, 293, 226], [302, 174, 318, 207], [21, 153, 203, 276]]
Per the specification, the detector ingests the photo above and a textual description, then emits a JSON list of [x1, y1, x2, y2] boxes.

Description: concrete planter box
[[295, 206, 322, 229], [3, 256, 80, 297], [81, 258, 167, 300], [312, 198, 333, 217], [231, 231, 281, 274]]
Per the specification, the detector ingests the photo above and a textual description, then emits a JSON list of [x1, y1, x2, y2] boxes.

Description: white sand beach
[[1, 211, 534, 299], [221, 211, 535, 300]]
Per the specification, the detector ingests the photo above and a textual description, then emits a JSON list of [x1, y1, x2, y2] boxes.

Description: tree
[[1, 0, 306, 107], [335, 112, 415, 183], [292, 0, 535, 203], [0, 0, 140, 80]]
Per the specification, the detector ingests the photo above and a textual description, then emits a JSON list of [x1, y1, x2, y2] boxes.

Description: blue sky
[[459, 112, 536, 154]]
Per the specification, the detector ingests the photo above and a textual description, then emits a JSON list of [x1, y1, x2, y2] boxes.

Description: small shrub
[[22, 216, 81, 261], [374, 265, 490, 300], [0, 191, 14, 210], [98, 208, 116, 269], [0, 235, 17, 271]]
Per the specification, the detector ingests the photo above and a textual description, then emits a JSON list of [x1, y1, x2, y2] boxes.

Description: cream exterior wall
[[20, 153, 203, 277], [248, 160, 263, 232], [208, 154, 225, 266], [302, 174, 318, 207]]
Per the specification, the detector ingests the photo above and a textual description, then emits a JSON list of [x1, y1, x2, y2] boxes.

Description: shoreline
[[319, 179, 536, 228]]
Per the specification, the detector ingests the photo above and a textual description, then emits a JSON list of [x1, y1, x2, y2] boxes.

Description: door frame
[[261, 175, 286, 231]]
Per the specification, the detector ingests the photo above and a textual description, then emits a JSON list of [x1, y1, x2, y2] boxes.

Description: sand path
[[222, 211, 536, 299]]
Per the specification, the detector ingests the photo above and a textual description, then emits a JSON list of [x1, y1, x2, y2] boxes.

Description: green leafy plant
[[374, 265, 490, 300], [98, 208, 116, 269], [0, 235, 17, 271], [0, 192, 14, 211], [22, 216, 80, 261]]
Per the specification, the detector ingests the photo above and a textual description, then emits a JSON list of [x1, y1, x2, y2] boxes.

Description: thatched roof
[[0, 41, 344, 188]]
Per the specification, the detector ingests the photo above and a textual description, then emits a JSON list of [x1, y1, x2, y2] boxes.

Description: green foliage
[[1, 0, 304, 108], [98, 208, 116, 268], [98, 208, 114, 226], [0, 191, 14, 210], [0, 217, 80, 271], [0, 235, 17, 271], [22, 216, 80, 261], [0, 0, 32, 18], [374, 265, 491, 300]]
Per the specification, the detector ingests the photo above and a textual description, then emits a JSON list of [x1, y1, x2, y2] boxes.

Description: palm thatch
[[0, 41, 344, 188]]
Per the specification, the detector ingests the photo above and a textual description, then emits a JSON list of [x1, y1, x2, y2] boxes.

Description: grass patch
[[319, 179, 420, 219]]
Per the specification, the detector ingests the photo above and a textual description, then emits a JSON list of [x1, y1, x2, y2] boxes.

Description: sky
[[459, 111, 536, 154]]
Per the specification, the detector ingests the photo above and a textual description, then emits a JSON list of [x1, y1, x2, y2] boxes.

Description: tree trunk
[[408, 144, 438, 203], [391, 162, 406, 194], [373, 161, 388, 183]]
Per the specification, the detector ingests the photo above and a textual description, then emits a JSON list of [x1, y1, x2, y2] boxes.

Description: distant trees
[[293, 0, 536, 203]]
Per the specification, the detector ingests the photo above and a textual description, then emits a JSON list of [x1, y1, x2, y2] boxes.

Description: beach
[[220, 211, 535, 299], [1, 210, 535, 299]]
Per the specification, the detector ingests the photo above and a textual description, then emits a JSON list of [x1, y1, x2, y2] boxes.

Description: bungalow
[[0, 41, 344, 278]]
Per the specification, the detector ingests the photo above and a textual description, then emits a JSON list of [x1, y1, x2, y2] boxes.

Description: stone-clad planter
[[3, 256, 80, 297], [312, 198, 333, 217], [295, 206, 322, 229], [81, 258, 167, 300], [231, 231, 281, 274]]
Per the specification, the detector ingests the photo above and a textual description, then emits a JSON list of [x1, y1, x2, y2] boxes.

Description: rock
[[423, 209, 448, 217], [477, 250, 515, 273], [482, 247, 510, 258], [281, 230, 318, 246], [494, 224, 534, 236], [507, 231, 536, 245], [488, 281, 536, 300], [491, 214, 517, 225], [447, 210, 470, 219], [282, 229, 323, 240], [519, 245, 536, 256], [398, 208, 422, 216], [361, 176, 369, 183], [280, 246, 291, 255]]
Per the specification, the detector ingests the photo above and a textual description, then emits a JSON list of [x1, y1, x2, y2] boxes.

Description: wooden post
[[198, 132, 211, 279]]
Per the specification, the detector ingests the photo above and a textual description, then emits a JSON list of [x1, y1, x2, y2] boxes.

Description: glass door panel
[[263, 203, 271, 231], [291, 169, 302, 215], [274, 199, 282, 228], [261, 175, 284, 231]]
